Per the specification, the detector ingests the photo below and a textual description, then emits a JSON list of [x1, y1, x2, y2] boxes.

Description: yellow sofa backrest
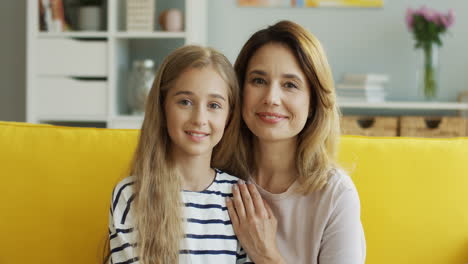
[[0, 121, 467, 264]]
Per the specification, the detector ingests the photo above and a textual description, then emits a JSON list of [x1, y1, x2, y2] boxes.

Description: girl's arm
[[227, 182, 287, 264], [108, 182, 139, 263]]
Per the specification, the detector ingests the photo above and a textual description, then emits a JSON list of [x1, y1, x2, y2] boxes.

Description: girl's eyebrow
[[174, 91, 225, 101]]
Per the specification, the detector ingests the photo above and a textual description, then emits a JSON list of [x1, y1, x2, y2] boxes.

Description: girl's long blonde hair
[[132, 45, 242, 263], [234, 20, 341, 194]]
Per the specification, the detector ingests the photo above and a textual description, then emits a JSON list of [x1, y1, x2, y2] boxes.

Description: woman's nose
[[263, 83, 281, 106]]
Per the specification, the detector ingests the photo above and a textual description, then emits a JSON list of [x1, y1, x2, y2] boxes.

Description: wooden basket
[[400, 116, 466, 138], [341, 116, 398, 137]]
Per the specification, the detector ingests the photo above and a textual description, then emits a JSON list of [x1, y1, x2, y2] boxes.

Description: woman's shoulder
[[327, 168, 357, 190], [321, 168, 360, 204]]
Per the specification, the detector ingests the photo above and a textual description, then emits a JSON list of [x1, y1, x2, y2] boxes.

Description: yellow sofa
[[1, 121, 467, 264]]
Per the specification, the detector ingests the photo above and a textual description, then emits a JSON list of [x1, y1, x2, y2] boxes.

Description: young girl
[[107, 45, 252, 264]]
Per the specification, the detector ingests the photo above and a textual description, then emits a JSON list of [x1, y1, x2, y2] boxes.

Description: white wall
[[207, 0, 468, 101], [0, 1, 26, 122]]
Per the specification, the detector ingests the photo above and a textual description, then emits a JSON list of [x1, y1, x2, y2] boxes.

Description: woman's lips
[[256, 112, 288, 124]]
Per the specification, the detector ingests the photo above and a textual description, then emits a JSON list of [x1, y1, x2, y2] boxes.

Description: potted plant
[[77, 0, 102, 31]]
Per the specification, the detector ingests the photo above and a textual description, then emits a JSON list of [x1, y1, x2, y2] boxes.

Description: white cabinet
[[37, 39, 108, 76], [36, 77, 107, 116], [27, 0, 207, 128]]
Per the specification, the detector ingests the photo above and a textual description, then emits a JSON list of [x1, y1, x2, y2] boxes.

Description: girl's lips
[[256, 112, 287, 124], [184, 130, 209, 142]]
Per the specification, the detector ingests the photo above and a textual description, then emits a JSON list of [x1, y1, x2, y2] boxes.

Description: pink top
[[252, 169, 366, 264]]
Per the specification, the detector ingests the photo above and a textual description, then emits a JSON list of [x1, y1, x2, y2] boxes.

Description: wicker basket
[[400, 116, 466, 138], [341, 116, 398, 137], [126, 0, 156, 31]]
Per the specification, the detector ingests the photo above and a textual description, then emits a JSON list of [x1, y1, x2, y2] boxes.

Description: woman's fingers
[[237, 181, 256, 218], [263, 198, 274, 219], [247, 182, 268, 218], [232, 184, 246, 219], [226, 198, 239, 228]]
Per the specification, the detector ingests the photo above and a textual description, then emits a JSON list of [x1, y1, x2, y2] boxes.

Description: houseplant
[[406, 6, 455, 100]]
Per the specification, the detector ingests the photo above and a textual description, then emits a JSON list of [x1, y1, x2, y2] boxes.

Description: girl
[[107, 45, 252, 264]]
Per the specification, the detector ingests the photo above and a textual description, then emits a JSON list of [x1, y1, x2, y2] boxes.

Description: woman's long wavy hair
[[131, 45, 242, 263], [233, 20, 341, 194]]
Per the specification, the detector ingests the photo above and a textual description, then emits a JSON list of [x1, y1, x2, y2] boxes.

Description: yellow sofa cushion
[[0, 122, 138, 263], [0, 121, 467, 263], [339, 136, 468, 264]]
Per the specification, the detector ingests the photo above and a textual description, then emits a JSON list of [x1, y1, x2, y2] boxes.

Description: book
[[337, 94, 386, 103], [40, 0, 53, 32], [342, 73, 389, 84], [336, 83, 385, 91], [50, 0, 69, 32]]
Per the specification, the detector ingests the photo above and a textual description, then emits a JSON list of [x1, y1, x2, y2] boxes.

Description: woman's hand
[[226, 181, 285, 264]]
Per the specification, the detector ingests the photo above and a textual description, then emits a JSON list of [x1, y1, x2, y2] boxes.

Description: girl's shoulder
[[111, 176, 136, 205], [213, 168, 243, 185]]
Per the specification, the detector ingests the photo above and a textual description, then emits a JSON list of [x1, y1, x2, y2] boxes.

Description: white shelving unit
[[339, 101, 468, 111], [27, 0, 206, 129]]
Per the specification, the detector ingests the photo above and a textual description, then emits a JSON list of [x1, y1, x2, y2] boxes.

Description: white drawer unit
[[27, 0, 207, 126], [35, 77, 107, 117], [37, 38, 108, 77]]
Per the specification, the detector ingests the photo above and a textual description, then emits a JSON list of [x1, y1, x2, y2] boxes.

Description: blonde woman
[[226, 21, 366, 263], [107, 45, 252, 263]]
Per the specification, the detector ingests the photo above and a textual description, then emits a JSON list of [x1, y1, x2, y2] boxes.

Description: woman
[[225, 20, 366, 263]]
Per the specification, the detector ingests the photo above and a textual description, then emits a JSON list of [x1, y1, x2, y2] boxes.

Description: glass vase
[[127, 60, 155, 115], [416, 43, 439, 100]]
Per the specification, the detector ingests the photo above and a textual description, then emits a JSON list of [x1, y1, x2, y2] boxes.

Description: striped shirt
[[108, 169, 253, 264]]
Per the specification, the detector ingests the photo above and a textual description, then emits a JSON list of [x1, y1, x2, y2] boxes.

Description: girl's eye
[[252, 77, 266, 85], [178, 99, 192, 106], [284, 82, 298, 89], [209, 103, 222, 109]]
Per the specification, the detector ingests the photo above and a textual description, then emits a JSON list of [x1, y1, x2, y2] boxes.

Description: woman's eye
[[209, 103, 222, 109], [284, 82, 298, 89], [252, 77, 266, 85], [178, 99, 192, 106]]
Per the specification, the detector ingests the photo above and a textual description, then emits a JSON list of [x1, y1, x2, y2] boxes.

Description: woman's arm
[[226, 181, 287, 264], [319, 187, 366, 263]]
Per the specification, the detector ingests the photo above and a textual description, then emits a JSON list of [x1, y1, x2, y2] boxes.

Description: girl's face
[[164, 66, 230, 158], [242, 43, 311, 143]]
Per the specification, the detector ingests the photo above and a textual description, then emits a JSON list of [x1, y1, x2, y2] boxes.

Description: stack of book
[[336, 74, 389, 103], [39, 0, 74, 32]]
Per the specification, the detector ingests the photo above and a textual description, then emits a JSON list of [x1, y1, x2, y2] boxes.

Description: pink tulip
[[405, 8, 414, 30], [446, 9, 455, 27]]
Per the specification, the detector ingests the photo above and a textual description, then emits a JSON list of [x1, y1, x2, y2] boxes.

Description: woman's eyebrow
[[282, 73, 304, 84], [248, 69, 267, 76]]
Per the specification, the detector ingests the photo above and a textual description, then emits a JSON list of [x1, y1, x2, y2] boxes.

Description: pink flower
[[446, 9, 455, 27], [405, 8, 414, 30]]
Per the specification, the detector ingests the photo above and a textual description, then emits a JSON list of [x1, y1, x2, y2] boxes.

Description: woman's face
[[242, 43, 311, 143]]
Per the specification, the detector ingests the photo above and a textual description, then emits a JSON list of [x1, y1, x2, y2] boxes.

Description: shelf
[[38, 115, 108, 122], [114, 31, 186, 39], [37, 31, 109, 38], [338, 101, 468, 110], [112, 115, 144, 121]]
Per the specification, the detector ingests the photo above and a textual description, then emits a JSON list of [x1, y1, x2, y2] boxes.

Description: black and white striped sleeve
[[108, 177, 139, 264], [236, 244, 255, 264]]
